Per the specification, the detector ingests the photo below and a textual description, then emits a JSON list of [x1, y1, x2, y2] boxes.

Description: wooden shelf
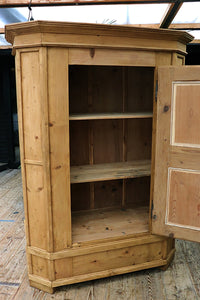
[[70, 160, 151, 184], [69, 112, 153, 121], [72, 206, 149, 243]]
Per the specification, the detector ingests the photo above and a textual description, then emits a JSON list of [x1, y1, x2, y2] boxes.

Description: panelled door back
[[152, 66, 200, 243]]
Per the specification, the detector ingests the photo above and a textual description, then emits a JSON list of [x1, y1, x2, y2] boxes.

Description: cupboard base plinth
[[159, 248, 175, 271], [29, 280, 54, 294], [28, 235, 175, 293]]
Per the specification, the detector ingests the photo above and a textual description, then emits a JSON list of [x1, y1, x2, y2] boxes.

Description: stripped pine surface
[[72, 207, 149, 243], [0, 169, 200, 300], [70, 160, 151, 184]]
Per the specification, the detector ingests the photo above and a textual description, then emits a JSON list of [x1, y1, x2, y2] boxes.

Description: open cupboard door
[[152, 66, 200, 243]]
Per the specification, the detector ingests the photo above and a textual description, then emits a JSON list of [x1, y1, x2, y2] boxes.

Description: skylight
[[173, 2, 200, 23], [0, 3, 199, 40], [3, 4, 168, 25]]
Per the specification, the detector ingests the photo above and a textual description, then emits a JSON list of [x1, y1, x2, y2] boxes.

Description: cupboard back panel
[[69, 66, 154, 114], [70, 119, 152, 166], [93, 120, 123, 164], [94, 180, 122, 209], [71, 183, 91, 211], [125, 177, 150, 208], [126, 118, 152, 161], [90, 66, 123, 113], [69, 66, 123, 113], [70, 121, 90, 166], [69, 66, 88, 114], [71, 178, 149, 212], [125, 67, 154, 113], [71, 181, 122, 212]]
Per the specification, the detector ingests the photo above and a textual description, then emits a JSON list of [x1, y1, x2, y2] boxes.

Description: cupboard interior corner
[[69, 65, 155, 244]]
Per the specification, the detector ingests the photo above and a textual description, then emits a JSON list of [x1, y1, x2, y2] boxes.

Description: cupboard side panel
[[20, 51, 42, 161], [15, 50, 32, 273], [25, 164, 48, 249], [48, 47, 71, 250], [19, 50, 49, 251]]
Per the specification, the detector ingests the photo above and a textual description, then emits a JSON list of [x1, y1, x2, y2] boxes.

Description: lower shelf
[[72, 206, 149, 243], [70, 160, 151, 184]]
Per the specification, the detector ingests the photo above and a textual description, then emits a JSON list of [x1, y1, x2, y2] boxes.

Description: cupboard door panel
[[152, 66, 200, 242]]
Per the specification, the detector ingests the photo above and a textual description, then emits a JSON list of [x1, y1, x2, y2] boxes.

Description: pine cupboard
[[5, 21, 199, 294]]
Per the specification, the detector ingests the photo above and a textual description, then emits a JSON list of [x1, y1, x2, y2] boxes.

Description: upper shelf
[[69, 112, 153, 121], [70, 160, 151, 184]]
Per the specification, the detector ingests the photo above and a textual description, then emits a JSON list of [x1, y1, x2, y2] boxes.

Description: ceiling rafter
[[159, 0, 183, 28], [0, 0, 185, 7], [169, 23, 200, 30], [131, 23, 200, 30]]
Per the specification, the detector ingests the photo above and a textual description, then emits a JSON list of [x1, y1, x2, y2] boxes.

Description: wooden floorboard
[[0, 169, 200, 299]]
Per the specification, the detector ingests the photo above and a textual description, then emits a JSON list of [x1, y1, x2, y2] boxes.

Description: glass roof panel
[[173, 2, 200, 23], [125, 4, 169, 24], [187, 30, 200, 40], [0, 33, 11, 46], [14, 4, 168, 25]]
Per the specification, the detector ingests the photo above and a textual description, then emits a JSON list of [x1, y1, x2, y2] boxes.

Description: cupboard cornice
[[6, 21, 193, 55]]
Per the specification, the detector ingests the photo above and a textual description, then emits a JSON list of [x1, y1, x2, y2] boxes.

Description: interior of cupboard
[[69, 65, 154, 243]]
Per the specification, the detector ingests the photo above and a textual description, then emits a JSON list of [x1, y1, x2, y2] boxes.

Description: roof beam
[[0, 0, 178, 7], [169, 23, 200, 30], [160, 0, 183, 28], [131, 23, 200, 30], [0, 28, 5, 33], [130, 24, 160, 28], [1, 0, 200, 7]]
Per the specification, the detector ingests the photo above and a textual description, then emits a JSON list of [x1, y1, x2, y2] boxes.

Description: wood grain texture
[[153, 66, 200, 243], [72, 207, 149, 243], [25, 165, 47, 250], [17, 49, 49, 254], [167, 169, 200, 229], [47, 47, 72, 250], [71, 160, 151, 184], [126, 67, 154, 113], [69, 49, 156, 66], [72, 241, 162, 276], [172, 82, 200, 146], [5, 21, 193, 51], [69, 112, 153, 120], [20, 50, 42, 161], [93, 180, 122, 210], [126, 119, 152, 161], [93, 119, 123, 164]]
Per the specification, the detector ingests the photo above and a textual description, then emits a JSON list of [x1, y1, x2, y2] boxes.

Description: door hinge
[[155, 80, 158, 103], [151, 200, 157, 220], [151, 201, 154, 219]]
